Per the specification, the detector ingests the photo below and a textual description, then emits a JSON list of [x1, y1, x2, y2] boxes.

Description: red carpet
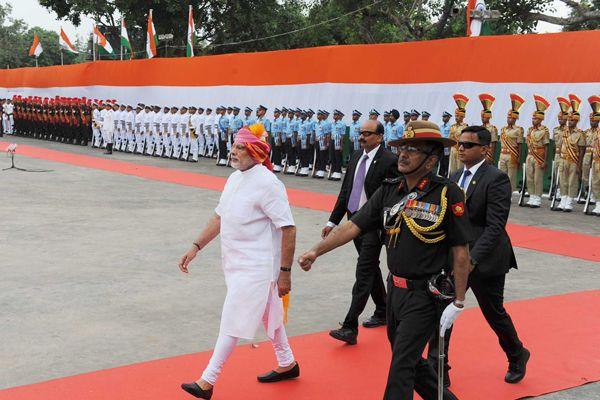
[[1, 290, 599, 400], [2, 141, 599, 262]]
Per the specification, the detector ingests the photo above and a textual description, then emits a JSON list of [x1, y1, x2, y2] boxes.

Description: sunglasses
[[359, 130, 379, 137], [458, 141, 483, 149], [397, 145, 428, 155]]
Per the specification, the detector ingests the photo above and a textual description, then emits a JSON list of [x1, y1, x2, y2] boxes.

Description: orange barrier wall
[[1, 30, 600, 88]]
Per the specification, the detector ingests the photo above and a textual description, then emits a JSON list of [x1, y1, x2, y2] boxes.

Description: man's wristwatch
[[280, 267, 292, 272], [454, 299, 465, 308]]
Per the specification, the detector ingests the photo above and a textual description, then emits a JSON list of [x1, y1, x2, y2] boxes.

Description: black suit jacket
[[329, 146, 399, 225], [452, 161, 518, 277]]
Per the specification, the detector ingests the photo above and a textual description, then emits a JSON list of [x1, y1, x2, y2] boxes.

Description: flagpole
[[35, 57, 38, 68], [92, 32, 96, 61], [60, 49, 64, 66]]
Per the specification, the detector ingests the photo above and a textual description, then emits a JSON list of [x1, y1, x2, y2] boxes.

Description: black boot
[[104, 143, 113, 154]]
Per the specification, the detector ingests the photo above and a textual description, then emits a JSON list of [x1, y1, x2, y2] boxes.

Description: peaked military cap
[[352, 110, 362, 116], [233, 106, 240, 112], [422, 111, 431, 118], [403, 111, 411, 118], [244, 106, 252, 112], [442, 111, 452, 118], [369, 109, 380, 116], [410, 109, 420, 117], [257, 104, 268, 111]]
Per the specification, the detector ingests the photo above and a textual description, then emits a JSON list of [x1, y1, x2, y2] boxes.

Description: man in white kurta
[[179, 124, 299, 399]]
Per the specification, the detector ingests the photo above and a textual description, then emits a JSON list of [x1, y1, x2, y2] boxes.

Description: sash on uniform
[[501, 128, 520, 163]]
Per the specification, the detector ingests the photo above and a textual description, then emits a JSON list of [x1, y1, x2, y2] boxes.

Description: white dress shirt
[[458, 158, 486, 191]]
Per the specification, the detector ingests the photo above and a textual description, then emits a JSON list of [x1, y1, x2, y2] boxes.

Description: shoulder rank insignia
[[451, 202, 465, 217], [417, 178, 429, 191]]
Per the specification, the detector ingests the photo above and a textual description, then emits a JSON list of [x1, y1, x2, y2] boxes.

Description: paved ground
[[0, 136, 598, 398]]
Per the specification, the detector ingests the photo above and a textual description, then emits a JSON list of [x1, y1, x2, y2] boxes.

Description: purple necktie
[[348, 154, 369, 213]]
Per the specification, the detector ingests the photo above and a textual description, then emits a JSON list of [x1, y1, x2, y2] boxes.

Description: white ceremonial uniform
[[134, 110, 143, 153], [171, 112, 182, 158], [204, 113, 215, 157], [3, 102, 14, 134], [199, 164, 296, 386], [163, 112, 173, 158], [125, 110, 135, 152], [101, 109, 115, 144], [113, 109, 121, 149], [154, 110, 165, 156], [92, 108, 102, 147], [180, 111, 191, 160], [197, 113, 207, 156], [145, 110, 156, 155], [190, 112, 200, 161], [118, 110, 128, 151]]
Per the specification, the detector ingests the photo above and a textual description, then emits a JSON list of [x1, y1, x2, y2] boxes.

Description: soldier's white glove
[[440, 302, 463, 337]]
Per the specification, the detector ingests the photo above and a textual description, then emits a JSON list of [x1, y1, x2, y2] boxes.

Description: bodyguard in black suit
[[428, 125, 530, 385], [323, 120, 399, 344]]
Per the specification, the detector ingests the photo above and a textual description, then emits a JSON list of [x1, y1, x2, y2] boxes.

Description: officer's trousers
[[428, 273, 524, 375], [271, 140, 283, 166], [172, 134, 182, 158], [317, 150, 328, 174], [385, 282, 457, 400], [218, 136, 228, 162], [342, 230, 386, 331], [181, 135, 191, 160], [498, 153, 519, 192], [331, 147, 343, 173], [559, 160, 580, 198], [592, 162, 600, 199], [285, 139, 297, 166], [525, 155, 545, 197], [300, 147, 311, 168]]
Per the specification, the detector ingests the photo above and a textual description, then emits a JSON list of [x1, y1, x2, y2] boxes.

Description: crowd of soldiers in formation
[[2, 92, 599, 216]]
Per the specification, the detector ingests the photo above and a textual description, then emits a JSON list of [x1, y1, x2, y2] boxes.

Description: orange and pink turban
[[234, 123, 273, 171]]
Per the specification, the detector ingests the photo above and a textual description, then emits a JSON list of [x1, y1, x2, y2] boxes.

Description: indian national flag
[[467, 0, 491, 37], [59, 28, 78, 54], [121, 19, 134, 59], [187, 5, 195, 57], [146, 9, 158, 59], [29, 33, 43, 57], [94, 25, 114, 54]]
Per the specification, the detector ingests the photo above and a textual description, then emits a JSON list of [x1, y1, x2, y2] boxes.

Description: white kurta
[[215, 164, 294, 340]]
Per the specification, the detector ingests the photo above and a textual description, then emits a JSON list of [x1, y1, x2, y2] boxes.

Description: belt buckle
[[393, 275, 408, 289]]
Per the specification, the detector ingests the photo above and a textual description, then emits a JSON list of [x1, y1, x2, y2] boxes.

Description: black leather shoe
[[362, 316, 387, 328], [444, 369, 451, 388], [257, 362, 300, 383], [329, 327, 358, 345], [505, 348, 530, 383], [181, 382, 213, 399]]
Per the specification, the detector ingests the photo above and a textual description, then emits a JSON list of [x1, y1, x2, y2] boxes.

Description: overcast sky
[[2, 0, 568, 42]]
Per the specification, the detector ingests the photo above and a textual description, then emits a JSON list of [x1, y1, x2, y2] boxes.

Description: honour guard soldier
[[306, 109, 317, 172], [160, 106, 171, 156], [329, 109, 346, 181], [189, 106, 200, 162], [369, 109, 380, 121], [298, 111, 311, 176], [256, 105, 271, 142], [217, 106, 229, 165], [552, 97, 570, 192], [410, 109, 420, 121], [271, 108, 284, 172], [203, 108, 215, 158], [148, 105, 160, 155], [421, 111, 431, 121], [349, 110, 362, 151], [144, 105, 156, 156], [101, 102, 115, 154], [283, 108, 296, 172], [479, 93, 499, 164], [557, 94, 587, 212], [3, 98, 14, 134], [114, 103, 124, 151], [136, 105, 149, 154], [499, 94, 525, 193], [383, 111, 391, 146], [449, 93, 469, 175], [588, 96, 600, 215], [153, 105, 164, 156], [299, 121, 469, 400], [124, 105, 134, 153], [230, 107, 243, 142], [132, 104, 142, 153], [403, 110, 411, 126], [314, 110, 327, 178], [0, 98, 5, 136], [242, 106, 256, 126], [179, 106, 191, 160], [584, 96, 600, 207], [196, 107, 206, 157], [524, 95, 551, 208], [388, 109, 403, 152], [439, 111, 452, 177], [171, 107, 183, 160]]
